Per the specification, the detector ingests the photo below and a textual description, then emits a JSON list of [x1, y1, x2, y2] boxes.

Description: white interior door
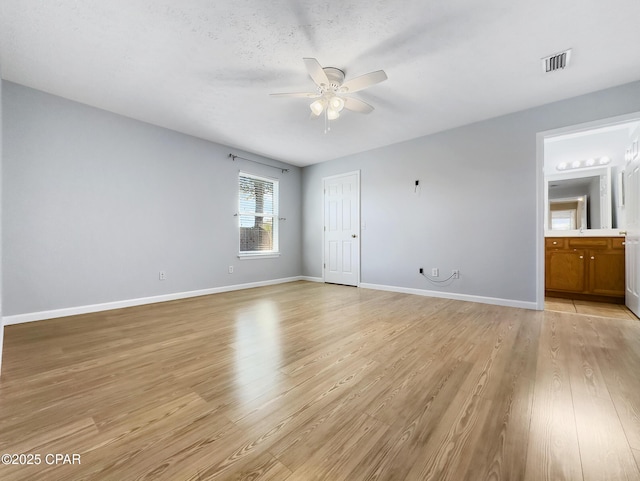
[[625, 151, 640, 317], [323, 172, 360, 286]]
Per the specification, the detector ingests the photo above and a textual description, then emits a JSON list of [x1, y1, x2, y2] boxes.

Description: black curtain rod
[[229, 153, 289, 173]]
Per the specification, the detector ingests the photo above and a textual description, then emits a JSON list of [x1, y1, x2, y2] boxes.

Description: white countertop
[[545, 229, 625, 238]]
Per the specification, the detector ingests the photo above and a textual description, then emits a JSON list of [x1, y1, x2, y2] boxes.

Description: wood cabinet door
[[588, 249, 625, 296], [546, 249, 586, 292]]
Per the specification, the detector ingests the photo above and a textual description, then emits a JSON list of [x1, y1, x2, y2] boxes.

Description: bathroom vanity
[[545, 235, 625, 303]]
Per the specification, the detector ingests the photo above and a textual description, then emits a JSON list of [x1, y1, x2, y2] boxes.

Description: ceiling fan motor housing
[[321, 67, 345, 91]]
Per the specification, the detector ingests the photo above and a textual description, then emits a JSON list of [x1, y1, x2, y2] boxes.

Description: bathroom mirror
[[545, 167, 613, 232]]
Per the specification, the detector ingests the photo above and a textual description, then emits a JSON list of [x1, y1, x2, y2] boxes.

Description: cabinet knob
[[579, 255, 583, 259], [591, 256, 595, 260], [553, 241, 557, 245]]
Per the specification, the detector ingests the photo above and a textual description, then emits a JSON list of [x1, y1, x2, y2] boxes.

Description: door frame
[[322, 170, 361, 286], [536, 111, 640, 310]]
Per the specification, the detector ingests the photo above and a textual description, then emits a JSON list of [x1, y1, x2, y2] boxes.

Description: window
[[550, 209, 576, 230], [238, 172, 279, 256], [549, 198, 584, 230]]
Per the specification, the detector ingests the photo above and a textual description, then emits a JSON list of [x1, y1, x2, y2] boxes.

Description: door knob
[[351, 234, 357, 238]]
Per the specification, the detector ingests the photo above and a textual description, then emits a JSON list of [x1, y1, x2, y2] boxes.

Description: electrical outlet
[[228, 265, 234, 274], [159, 270, 166, 280], [452, 269, 460, 279], [431, 268, 439, 277]]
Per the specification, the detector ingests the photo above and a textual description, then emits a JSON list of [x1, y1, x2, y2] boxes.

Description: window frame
[[237, 171, 280, 258]]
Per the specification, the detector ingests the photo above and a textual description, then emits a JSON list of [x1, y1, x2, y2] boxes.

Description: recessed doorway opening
[[537, 112, 640, 318]]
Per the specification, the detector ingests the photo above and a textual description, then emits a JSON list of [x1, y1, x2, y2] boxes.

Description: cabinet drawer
[[568, 238, 608, 248], [546, 238, 566, 249], [612, 237, 625, 249]]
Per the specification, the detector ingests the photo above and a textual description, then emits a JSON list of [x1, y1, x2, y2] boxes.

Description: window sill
[[238, 253, 281, 260]]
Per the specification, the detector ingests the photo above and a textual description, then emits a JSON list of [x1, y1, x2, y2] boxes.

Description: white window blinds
[[238, 173, 279, 254]]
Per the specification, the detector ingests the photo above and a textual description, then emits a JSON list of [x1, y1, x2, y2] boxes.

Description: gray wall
[[0, 68, 4, 370], [4, 79, 640, 317], [2, 82, 302, 316], [302, 81, 640, 304]]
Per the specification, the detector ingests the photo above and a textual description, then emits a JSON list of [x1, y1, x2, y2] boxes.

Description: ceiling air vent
[[542, 49, 572, 73]]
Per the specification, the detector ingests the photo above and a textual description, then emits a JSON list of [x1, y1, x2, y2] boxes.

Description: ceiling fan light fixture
[[310, 98, 326, 116], [329, 96, 345, 112], [327, 108, 340, 120]]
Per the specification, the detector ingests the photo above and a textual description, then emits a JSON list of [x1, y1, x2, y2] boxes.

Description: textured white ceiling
[[2, 0, 640, 166]]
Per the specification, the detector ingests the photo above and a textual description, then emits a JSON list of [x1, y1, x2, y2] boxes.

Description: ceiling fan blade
[[303, 58, 330, 87], [340, 70, 387, 93], [270, 92, 319, 98], [343, 97, 375, 114]]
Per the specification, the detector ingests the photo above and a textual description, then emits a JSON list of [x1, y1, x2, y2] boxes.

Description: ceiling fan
[[271, 58, 388, 124]]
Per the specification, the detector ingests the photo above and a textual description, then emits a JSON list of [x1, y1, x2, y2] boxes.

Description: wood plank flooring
[[1, 281, 639, 480]]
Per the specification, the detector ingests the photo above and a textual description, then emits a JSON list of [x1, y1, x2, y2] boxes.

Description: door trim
[[322, 170, 361, 286], [536, 111, 640, 310]]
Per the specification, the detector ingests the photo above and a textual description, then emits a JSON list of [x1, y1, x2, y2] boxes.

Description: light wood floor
[[1, 281, 639, 481]]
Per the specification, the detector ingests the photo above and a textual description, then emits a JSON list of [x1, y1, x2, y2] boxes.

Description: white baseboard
[[359, 283, 538, 310], [3, 276, 305, 325], [298, 276, 323, 283], [3, 277, 538, 326]]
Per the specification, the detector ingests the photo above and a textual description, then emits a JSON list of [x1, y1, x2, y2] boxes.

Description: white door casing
[[323, 172, 360, 286], [625, 145, 640, 317]]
